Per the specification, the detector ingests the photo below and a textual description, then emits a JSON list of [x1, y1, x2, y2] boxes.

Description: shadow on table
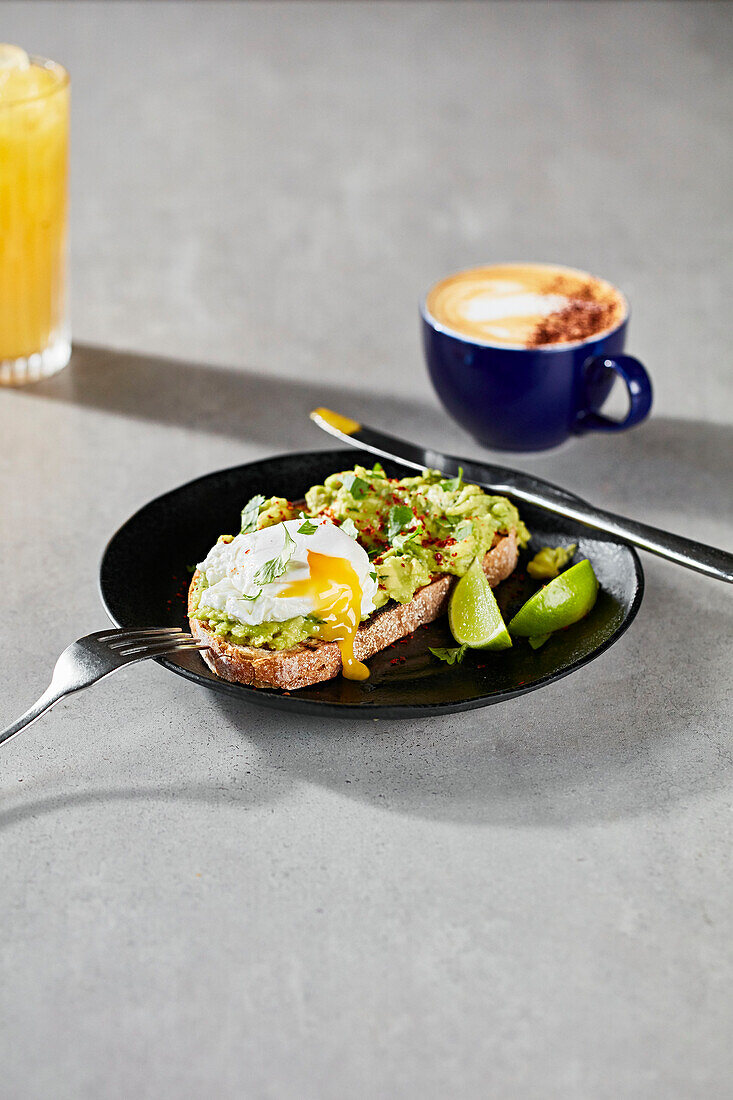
[[25, 342, 733, 526], [0, 779, 282, 836], [15, 342, 732, 829], [205, 566, 731, 829], [28, 341, 460, 453], [2, 567, 729, 834]]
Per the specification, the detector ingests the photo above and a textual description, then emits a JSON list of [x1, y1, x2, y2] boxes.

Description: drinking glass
[[0, 48, 70, 385]]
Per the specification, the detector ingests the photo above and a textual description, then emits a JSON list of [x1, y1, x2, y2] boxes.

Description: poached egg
[[197, 519, 378, 680]]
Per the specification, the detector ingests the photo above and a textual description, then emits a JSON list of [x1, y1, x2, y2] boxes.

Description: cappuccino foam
[[425, 264, 626, 348]]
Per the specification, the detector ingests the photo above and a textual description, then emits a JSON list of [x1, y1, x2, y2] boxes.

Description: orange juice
[[0, 46, 69, 384]]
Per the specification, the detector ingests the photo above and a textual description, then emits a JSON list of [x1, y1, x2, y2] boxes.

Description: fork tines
[[95, 627, 203, 657]]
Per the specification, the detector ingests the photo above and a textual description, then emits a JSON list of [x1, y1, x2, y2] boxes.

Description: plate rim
[[99, 448, 646, 719]]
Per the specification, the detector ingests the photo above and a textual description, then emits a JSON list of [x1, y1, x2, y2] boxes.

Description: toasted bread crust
[[189, 530, 518, 690]]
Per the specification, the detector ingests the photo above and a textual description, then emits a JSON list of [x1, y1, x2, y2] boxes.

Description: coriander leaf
[[387, 504, 413, 542], [297, 519, 318, 535], [392, 530, 419, 553], [342, 473, 368, 500], [453, 519, 473, 541], [429, 644, 468, 666], [369, 571, 378, 582], [441, 467, 464, 492], [340, 517, 359, 539], [240, 494, 265, 533], [253, 527, 295, 586]]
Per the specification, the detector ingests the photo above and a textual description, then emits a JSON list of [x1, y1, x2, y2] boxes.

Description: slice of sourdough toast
[[189, 530, 518, 690]]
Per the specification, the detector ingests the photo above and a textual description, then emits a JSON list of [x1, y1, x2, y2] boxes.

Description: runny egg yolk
[[281, 550, 369, 681]]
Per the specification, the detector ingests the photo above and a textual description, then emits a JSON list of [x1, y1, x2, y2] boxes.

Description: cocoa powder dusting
[[528, 277, 621, 347]]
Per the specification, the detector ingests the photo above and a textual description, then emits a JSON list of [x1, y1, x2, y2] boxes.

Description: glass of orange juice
[[0, 45, 69, 385]]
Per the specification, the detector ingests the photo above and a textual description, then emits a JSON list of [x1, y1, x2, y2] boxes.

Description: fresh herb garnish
[[240, 494, 265, 533], [387, 504, 413, 542], [441, 468, 464, 492], [297, 519, 318, 535], [342, 473, 368, 500], [369, 571, 378, 581], [453, 519, 473, 541], [429, 644, 468, 665], [340, 517, 359, 539], [371, 462, 385, 478], [392, 530, 419, 553], [240, 590, 261, 601], [253, 527, 296, 585]]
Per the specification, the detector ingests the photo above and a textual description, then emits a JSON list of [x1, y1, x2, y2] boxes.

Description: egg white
[[197, 518, 378, 626]]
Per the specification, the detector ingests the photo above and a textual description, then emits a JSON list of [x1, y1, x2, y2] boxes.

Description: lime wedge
[[509, 559, 599, 637], [448, 558, 513, 650]]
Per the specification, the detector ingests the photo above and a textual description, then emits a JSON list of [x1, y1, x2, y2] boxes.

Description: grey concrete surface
[[0, 3, 731, 1098]]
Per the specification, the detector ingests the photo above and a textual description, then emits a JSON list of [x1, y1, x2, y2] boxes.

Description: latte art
[[425, 264, 626, 348]]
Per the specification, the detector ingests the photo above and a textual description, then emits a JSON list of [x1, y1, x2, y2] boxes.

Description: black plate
[[99, 449, 644, 718]]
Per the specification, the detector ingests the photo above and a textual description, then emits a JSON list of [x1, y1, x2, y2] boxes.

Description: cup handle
[[578, 354, 653, 433]]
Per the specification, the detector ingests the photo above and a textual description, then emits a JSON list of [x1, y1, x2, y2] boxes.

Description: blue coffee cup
[[421, 268, 653, 452]]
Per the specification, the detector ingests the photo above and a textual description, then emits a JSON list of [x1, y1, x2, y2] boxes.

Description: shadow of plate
[[14, 342, 732, 829], [207, 574, 732, 829]]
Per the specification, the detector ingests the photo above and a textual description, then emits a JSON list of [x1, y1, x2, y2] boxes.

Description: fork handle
[[0, 684, 69, 748]]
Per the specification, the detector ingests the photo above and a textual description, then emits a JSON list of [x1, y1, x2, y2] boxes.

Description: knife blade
[[309, 408, 733, 584]]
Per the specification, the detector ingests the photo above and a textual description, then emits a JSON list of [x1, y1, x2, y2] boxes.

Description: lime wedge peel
[[509, 559, 599, 639], [448, 558, 512, 651]]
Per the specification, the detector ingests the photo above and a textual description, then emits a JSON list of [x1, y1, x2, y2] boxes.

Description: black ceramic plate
[[100, 449, 644, 718]]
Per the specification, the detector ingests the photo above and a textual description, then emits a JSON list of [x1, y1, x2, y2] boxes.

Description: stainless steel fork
[[0, 627, 209, 748]]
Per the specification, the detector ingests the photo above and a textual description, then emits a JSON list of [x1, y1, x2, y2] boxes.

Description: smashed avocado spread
[[189, 465, 529, 648], [527, 543, 577, 580]]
